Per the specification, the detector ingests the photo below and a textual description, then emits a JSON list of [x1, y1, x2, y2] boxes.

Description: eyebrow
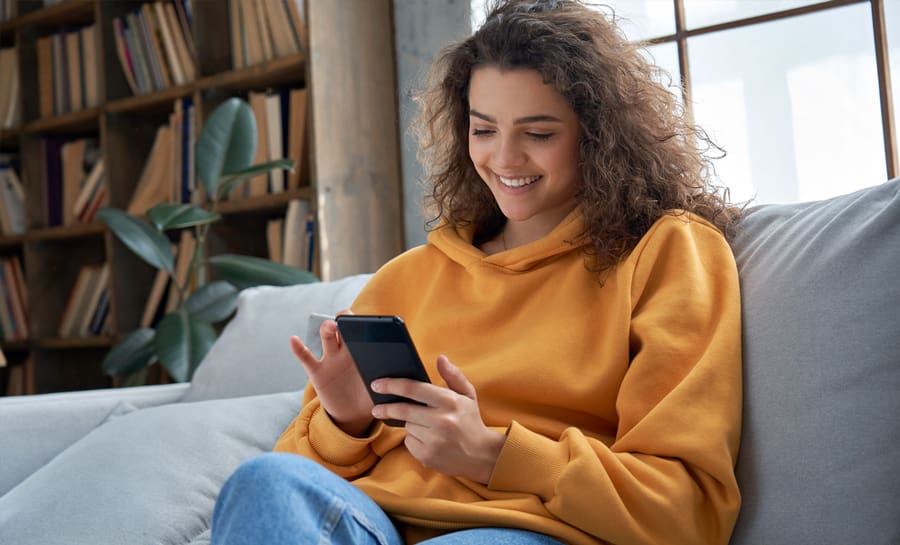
[[469, 109, 563, 124]]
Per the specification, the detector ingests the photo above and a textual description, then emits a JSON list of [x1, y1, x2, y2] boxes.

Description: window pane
[[606, 1, 676, 42], [471, 0, 675, 40], [689, 3, 886, 204], [684, 0, 821, 29], [886, 0, 900, 160], [643, 41, 683, 102]]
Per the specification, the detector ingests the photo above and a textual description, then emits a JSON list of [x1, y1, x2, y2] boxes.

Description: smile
[[498, 175, 541, 188]]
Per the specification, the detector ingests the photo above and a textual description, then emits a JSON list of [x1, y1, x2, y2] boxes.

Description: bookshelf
[[0, 0, 403, 394]]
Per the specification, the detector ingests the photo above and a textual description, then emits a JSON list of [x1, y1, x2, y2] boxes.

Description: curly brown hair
[[413, 0, 742, 273]]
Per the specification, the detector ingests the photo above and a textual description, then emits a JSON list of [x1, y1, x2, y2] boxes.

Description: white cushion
[[182, 274, 372, 402]]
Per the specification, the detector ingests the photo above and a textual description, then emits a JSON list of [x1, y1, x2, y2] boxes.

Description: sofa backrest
[[184, 180, 900, 544], [728, 178, 900, 544]]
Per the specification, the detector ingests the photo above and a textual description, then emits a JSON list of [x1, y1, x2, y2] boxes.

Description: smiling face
[[467, 66, 582, 244]]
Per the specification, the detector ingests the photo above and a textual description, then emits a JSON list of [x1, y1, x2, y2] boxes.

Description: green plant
[[98, 97, 317, 382]]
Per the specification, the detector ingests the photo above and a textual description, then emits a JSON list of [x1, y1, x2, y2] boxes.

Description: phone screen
[[335, 315, 431, 426]]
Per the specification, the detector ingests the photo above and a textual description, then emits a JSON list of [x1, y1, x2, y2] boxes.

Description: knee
[[222, 452, 310, 496]]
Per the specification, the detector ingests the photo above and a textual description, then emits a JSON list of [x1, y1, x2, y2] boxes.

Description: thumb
[[437, 355, 476, 400], [319, 319, 343, 358]]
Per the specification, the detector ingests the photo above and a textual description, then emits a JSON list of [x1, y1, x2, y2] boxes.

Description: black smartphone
[[335, 314, 431, 426]]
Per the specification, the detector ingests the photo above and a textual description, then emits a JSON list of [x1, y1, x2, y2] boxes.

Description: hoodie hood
[[428, 208, 588, 273]]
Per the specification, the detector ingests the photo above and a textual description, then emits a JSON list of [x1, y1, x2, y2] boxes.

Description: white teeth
[[498, 175, 540, 187]]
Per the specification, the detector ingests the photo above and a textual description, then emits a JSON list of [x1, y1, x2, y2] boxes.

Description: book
[[0, 168, 25, 235], [266, 218, 283, 263], [154, 1, 185, 85], [113, 17, 140, 95], [72, 158, 104, 221], [287, 88, 308, 190], [36, 36, 54, 117], [282, 0, 306, 51], [77, 262, 109, 336], [81, 25, 99, 107], [58, 265, 99, 338], [164, 2, 195, 81], [142, 3, 173, 88], [64, 29, 82, 111], [2, 258, 28, 340], [61, 138, 87, 225], [264, 92, 284, 192], [128, 125, 173, 215], [247, 91, 269, 196], [283, 198, 310, 270]]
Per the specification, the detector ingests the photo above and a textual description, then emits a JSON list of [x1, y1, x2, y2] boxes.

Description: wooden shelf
[[0, 234, 25, 247], [216, 188, 313, 215], [23, 106, 102, 135], [15, 0, 93, 29], [35, 336, 114, 349], [27, 222, 105, 241], [198, 54, 307, 93], [0, 340, 30, 351]]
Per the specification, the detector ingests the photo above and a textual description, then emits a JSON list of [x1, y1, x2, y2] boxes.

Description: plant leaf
[[97, 208, 174, 273], [155, 309, 217, 382], [210, 254, 318, 290], [183, 281, 239, 322], [196, 98, 257, 198], [147, 203, 221, 231], [215, 158, 295, 200], [102, 328, 157, 377]]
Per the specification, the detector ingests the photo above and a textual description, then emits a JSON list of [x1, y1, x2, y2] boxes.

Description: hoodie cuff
[[307, 405, 380, 467], [488, 420, 568, 501]]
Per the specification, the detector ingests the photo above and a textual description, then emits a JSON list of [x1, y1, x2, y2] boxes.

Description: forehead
[[468, 66, 575, 121]]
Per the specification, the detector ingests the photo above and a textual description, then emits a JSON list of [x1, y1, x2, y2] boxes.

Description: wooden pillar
[[307, 0, 404, 280]]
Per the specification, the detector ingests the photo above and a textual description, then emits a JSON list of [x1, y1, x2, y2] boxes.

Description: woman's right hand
[[289, 311, 374, 437]]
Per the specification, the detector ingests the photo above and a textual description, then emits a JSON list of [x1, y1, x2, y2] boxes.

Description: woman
[[211, 1, 743, 544]]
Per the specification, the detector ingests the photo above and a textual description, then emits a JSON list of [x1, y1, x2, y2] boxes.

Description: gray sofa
[[1, 179, 898, 545]]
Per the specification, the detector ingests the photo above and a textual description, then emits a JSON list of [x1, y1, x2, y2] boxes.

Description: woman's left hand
[[371, 355, 507, 484]]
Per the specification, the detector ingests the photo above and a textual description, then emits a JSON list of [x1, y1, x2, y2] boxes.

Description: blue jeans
[[211, 452, 565, 545]]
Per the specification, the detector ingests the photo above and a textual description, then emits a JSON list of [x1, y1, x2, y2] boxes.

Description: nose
[[494, 135, 526, 169]]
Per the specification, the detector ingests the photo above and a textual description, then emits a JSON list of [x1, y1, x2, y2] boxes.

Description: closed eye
[[472, 128, 494, 137], [528, 132, 553, 141]]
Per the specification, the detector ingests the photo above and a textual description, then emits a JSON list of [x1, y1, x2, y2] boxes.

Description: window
[[470, 0, 897, 205]]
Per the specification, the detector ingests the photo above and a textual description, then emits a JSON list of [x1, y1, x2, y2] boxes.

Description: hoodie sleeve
[[273, 385, 407, 477], [488, 216, 743, 545]]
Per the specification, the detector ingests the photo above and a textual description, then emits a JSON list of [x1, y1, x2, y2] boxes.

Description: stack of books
[[58, 263, 110, 338], [228, 87, 307, 199], [267, 199, 315, 272], [0, 255, 28, 341], [37, 137, 104, 228], [35, 24, 100, 117], [229, 0, 305, 69], [0, 156, 24, 236], [128, 97, 196, 215], [112, 0, 197, 96]]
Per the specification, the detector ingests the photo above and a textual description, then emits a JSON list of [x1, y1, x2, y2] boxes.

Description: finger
[[371, 377, 438, 405], [372, 400, 431, 427], [437, 355, 477, 400], [289, 336, 320, 370], [318, 319, 343, 356]]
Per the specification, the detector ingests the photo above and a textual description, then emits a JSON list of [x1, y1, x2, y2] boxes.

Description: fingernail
[[370, 380, 383, 392]]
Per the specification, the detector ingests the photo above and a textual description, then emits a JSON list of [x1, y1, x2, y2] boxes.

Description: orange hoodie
[[275, 209, 742, 545]]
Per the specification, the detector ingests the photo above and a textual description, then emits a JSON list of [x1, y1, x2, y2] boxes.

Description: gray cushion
[[0, 391, 303, 545], [182, 274, 373, 402], [729, 179, 900, 544]]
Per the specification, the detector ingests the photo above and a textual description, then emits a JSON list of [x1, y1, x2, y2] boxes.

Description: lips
[[498, 175, 541, 188]]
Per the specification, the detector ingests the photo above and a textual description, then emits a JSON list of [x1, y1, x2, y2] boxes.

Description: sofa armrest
[[0, 383, 188, 497]]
